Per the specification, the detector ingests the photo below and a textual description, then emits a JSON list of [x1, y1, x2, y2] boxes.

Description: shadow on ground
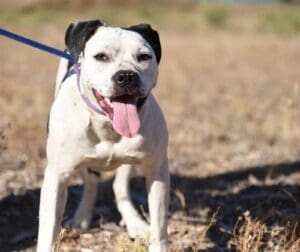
[[0, 161, 299, 251]]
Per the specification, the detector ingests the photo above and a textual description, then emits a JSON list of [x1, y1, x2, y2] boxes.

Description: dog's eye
[[137, 53, 152, 62], [94, 53, 109, 62]]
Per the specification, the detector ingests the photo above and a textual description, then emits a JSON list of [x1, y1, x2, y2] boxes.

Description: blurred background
[[0, 0, 300, 251]]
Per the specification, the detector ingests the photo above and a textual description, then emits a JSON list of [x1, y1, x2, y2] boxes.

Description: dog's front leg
[[37, 167, 70, 252], [146, 158, 170, 252]]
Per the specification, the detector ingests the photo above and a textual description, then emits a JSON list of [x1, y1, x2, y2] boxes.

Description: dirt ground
[[0, 19, 300, 251]]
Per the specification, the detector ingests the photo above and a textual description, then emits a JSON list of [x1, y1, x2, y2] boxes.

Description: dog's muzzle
[[92, 70, 147, 138]]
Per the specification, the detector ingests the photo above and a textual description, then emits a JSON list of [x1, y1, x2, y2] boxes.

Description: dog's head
[[65, 20, 161, 137]]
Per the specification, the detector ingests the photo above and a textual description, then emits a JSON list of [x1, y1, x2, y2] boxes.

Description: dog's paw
[[66, 214, 91, 230], [148, 239, 168, 252], [124, 217, 149, 239]]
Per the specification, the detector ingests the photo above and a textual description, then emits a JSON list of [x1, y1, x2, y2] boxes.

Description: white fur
[[37, 26, 169, 252]]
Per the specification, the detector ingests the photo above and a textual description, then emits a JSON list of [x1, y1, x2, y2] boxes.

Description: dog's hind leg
[[113, 164, 149, 239], [68, 168, 99, 229]]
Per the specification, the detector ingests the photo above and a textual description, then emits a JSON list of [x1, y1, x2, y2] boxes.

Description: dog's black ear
[[124, 24, 161, 64], [65, 20, 105, 62]]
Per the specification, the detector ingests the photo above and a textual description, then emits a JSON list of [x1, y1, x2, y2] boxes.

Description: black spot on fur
[[123, 24, 161, 64]]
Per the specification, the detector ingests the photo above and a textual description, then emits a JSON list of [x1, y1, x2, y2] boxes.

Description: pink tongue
[[112, 96, 141, 138]]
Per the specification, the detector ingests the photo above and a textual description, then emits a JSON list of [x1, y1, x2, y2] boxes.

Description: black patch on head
[[65, 20, 105, 62], [123, 24, 161, 64]]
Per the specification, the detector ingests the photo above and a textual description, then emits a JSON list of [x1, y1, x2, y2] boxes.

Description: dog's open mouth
[[92, 88, 141, 138]]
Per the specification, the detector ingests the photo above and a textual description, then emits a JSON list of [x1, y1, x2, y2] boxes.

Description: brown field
[[0, 4, 300, 252]]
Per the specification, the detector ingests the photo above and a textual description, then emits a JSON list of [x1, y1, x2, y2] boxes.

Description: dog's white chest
[[82, 130, 147, 171]]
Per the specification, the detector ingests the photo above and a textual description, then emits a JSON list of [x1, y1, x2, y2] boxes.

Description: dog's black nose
[[112, 70, 139, 88]]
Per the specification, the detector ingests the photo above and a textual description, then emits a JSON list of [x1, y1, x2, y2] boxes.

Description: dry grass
[[232, 211, 299, 252], [195, 208, 219, 251], [114, 234, 148, 252], [55, 228, 68, 252], [232, 211, 265, 252]]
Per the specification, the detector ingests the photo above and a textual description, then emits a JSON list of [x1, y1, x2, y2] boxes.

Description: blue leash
[[0, 27, 106, 116], [0, 28, 75, 63]]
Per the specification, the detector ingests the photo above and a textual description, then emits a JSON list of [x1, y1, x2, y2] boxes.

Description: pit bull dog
[[37, 20, 170, 252]]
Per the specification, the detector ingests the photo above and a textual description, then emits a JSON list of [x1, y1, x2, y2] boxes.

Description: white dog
[[37, 20, 170, 252]]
